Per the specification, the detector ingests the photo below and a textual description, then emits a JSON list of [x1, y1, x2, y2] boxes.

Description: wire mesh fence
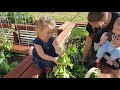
[[0, 12, 62, 46]]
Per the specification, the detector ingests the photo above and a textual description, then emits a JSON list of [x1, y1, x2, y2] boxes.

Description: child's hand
[[98, 42, 102, 46], [53, 57, 59, 65]]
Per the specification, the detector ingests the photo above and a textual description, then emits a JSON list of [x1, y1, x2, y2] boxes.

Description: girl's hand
[[53, 57, 59, 65]]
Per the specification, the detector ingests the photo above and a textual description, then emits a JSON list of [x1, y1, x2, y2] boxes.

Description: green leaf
[[0, 61, 11, 74], [63, 72, 69, 78], [64, 54, 70, 63], [10, 61, 19, 69], [71, 27, 89, 37], [70, 45, 77, 53], [58, 57, 64, 63], [0, 58, 4, 64]]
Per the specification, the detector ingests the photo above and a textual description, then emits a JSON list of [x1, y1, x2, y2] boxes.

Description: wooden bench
[[3, 22, 75, 78], [3, 55, 41, 78]]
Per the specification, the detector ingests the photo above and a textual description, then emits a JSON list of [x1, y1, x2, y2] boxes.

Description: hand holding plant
[[53, 57, 59, 65]]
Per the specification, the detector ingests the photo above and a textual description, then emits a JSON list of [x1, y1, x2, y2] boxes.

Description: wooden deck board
[[3, 55, 33, 78], [20, 63, 41, 78]]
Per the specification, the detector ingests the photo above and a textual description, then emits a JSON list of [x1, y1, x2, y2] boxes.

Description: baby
[[95, 18, 120, 67]]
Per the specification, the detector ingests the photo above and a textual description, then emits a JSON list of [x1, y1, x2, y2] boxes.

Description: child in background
[[95, 18, 120, 68], [32, 16, 63, 78]]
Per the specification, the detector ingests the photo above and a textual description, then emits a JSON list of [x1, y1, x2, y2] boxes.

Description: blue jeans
[[32, 56, 55, 70], [96, 41, 120, 60]]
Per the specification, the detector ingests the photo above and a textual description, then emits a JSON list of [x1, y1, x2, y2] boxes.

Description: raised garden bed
[[3, 21, 74, 78], [0, 51, 27, 78], [1, 22, 112, 78]]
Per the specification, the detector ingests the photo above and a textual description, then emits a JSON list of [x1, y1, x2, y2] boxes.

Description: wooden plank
[[3, 55, 33, 78], [20, 63, 41, 78], [56, 22, 75, 47], [75, 23, 86, 27], [57, 21, 70, 35], [11, 44, 31, 54], [57, 21, 70, 30], [0, 23, 12, 28], [55, 22, 64, 25], [15, 24, 35, 31]]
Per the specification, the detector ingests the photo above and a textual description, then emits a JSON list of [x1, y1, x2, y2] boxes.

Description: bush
[[0, 12, 35, 24]]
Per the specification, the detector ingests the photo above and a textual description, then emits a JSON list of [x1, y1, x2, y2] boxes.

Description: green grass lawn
[[30, 12, 88, 24], [0, 12, 88, 24]]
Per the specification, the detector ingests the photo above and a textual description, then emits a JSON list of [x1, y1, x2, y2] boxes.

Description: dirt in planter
[[8, 52, 27, 63]]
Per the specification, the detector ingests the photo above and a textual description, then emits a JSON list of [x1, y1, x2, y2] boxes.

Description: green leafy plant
[[8, 12, 35, 24], [0, 29, 13, 64], [63, 27, 94, 78], [47, 54, 75, 78], [65, 45, 88, 78], [0, 28, 19, 77], [0, 12, 35, 24], [90, 71, 100, 78]]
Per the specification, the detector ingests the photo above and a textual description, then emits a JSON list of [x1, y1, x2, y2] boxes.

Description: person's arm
[[83, 36, 93, 59], [80, 36, 93, 64], [98, 35, 108, 46], [34, 44, 58, 64]]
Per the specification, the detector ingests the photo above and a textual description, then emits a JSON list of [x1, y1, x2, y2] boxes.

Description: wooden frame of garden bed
[[3, 22, 75, 78]]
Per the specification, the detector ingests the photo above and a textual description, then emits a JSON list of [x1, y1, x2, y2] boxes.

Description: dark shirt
[[32, 37, 58, 59], [86, 12, 120, 43]]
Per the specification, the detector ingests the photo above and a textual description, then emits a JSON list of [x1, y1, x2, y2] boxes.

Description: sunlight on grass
[[30, 12, 88, 23]]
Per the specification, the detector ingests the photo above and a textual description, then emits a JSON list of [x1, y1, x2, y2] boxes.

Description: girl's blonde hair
[[35, 16, 56, 36]]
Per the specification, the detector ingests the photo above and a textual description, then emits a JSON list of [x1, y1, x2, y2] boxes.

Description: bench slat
[[56, 22, 75, 47], [3, 55, 33, 78], [57, 21, 70, 35], [20, 63, 41, 78]]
